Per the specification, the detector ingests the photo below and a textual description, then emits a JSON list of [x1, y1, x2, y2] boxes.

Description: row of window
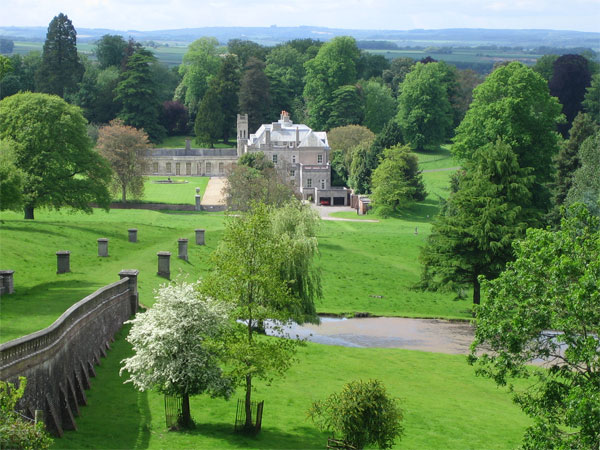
[[152, 162, 225, 175], [271, 154, 324, 165]]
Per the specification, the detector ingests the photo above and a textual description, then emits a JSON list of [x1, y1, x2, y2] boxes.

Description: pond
[[265, 316, 475, 354]]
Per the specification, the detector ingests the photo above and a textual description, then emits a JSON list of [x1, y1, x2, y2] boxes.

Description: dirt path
[[200, 177, 226, 206], [309, 204, 380, 222]]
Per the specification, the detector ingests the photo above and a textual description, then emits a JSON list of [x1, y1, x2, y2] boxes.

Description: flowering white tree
[[120, 279, 233, 428]]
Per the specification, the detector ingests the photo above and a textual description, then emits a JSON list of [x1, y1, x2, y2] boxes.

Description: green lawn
[[51, 325, 530, 450], [156, 135, 236, 149], [113, 176, 210, 205]]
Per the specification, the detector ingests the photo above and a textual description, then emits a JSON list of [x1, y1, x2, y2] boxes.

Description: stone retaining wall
[[0, 271, 139, 436], [91, 202, 227, 212]]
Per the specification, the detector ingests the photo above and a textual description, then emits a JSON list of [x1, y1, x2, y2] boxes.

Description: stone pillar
[[195, 195, 202, 211], [157, 252, 171, 279], [119, 269, 140, 314], [56, 251, 70, 274], [97, 238, 109, 257], [128, 228, 138, 243], [195, 229, 205, 245], [0, 270, 15, 295], [178, 238, 188, 261], [195, 187, 200, 194]]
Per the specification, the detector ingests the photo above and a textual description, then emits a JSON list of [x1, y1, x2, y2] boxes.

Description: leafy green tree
[[265, 44, 305, 120], [382, 57, 415, 96], [369, 120, 404, 159], [420, 140, 535, 304], [94, 34, 127, 69], [356, 52, 390, 80], [348, 142, 373, 194], [237, 151, 273, 171], [328, 125, 375, 182], [308, 379, 404, 450], [453, 62, 563, 216], [203, 204, 304, 430], [550, 112, 598, 223], [227, 39, 268, 66], [175, 37, 221, 114], [35, 13, 83, 98], [452, 68, 482, 128], [326, 84, 364, 129], [371, 145, 426, 216], [115, 48, 165, 142], [583, 72, 600, 124], [0, 377, 52, 449], [121, 278, 233, 428], [239, 57, 271, 134], [0, 55, 11, 80], [363, 80, 396, 134], [194, 84, 223, 148], [0, 52, 41, 100], [532, 54, 558, 81], [469, 204, 600, 449], [0, 92, 112, 220], [0, 140, 24, 211], [303, 36, 360, 130], [96, 119, 149, 202], [271, 202, 322, 323], [566, 131, 600, 216], [396, 62, 453, 151], [549, 54, 592, 137]]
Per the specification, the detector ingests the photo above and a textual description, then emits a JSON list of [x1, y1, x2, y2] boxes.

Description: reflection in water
[[265, 316, 475, 355]]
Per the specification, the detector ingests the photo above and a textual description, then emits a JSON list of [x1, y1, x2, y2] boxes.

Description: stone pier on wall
[[0, 270, 139, 436]]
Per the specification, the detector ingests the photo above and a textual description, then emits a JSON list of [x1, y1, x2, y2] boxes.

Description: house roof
[[247, 117, 329, 149]]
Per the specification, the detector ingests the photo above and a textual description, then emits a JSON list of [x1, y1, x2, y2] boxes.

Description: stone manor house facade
[[144, 111, 349, 205]]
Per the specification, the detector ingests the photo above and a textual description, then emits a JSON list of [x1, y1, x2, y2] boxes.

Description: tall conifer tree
[[35, 13, 83, 98]]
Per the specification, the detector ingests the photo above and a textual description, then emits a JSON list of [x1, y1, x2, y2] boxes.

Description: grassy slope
[[113, 176, 210, 205], [53, 326, 529, 450]]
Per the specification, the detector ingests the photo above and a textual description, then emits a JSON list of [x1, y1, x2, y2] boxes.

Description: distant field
[[10, 40, 544, 71]]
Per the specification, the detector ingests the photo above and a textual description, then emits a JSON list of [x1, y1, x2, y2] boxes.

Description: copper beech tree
[[96, 119, 149, 202]]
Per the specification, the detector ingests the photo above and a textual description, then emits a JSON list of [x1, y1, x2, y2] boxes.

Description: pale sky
[[2, 0, 599, 33]]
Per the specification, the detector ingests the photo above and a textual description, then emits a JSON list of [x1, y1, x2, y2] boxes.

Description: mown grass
[[111, 176, 210, 205], [156, 135, 236, 149], [52, 325, 530, 450]]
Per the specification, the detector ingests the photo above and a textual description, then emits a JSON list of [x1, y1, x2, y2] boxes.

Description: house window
[[317, 154, 323, 164], [292, 155, 296, 163], [321, 179, 326, 189], [206, 162, 212, 174], [272, 154, 278, 164], [290, 169, 296, 177], [166, 162, 172, 174], [219, 162, 224, 174], [307, 178, 312, 188], [186, 163, 191, 175], [153, 162, 158, 173], [197, 163, 202, 174], [176, 163, 181, 175]]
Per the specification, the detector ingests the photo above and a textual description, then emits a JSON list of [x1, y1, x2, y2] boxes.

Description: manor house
[[144, 111, 349, 206]]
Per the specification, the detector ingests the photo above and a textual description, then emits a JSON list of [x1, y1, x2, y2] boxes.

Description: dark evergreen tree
[[194, 84, 223, 148], [161, 100, 189, 136], [326, 85, 364, 130], [239, 57, 271, 134], [348, 142, 373, 194], [213, 54, 241, 144], [115, 48, 165, 142], [356, 52, 390, 80], [35, 13, 84, 98], [549, 54, 592, 137], [420, 140, 535, 305], [549, 112, 598, 223]]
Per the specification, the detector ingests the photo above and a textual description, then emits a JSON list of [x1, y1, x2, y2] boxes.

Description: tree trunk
[[181, 393, 193, 428], [244, 374, 253, 429], [24, 205, 34, 220], [121, 184, 127, 203], [473, 277, 481, 305]]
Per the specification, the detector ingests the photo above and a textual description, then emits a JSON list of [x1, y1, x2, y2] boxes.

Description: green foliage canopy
[[470, 204, 600, 449], [308, 379, 404, 450], [0, 92, 112, 219]]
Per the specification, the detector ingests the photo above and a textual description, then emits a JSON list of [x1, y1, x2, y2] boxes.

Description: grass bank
[[52, 326, 529, 450]]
